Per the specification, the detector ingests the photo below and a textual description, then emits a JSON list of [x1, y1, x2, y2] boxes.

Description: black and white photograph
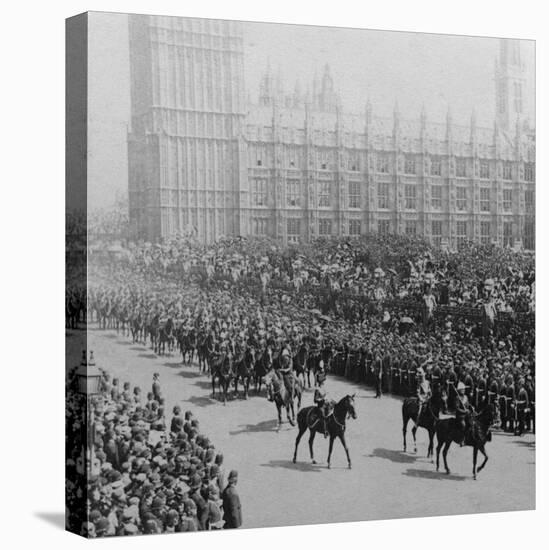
[[64, 9, 536, 539]]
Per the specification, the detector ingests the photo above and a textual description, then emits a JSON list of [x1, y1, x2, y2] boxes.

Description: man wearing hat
[[221, 470, 242, 529], [514, 377, 529, 436], [152, 373, 162, 403], [189, 473, 208, 530], [415, 367, 431, 425], [455, 381, 473, 446]]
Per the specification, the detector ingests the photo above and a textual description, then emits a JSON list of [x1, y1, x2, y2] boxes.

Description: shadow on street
[[402, 468, 467, 482], [367, 448, 418, 464], [261, 459, 324, 473], [229, 419, 279, 435]]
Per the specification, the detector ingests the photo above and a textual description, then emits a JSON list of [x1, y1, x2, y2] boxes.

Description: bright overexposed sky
[[87, 12, 535, 209]]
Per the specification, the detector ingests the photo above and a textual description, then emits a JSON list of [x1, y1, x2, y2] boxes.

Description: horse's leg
[[436, 437, 443, 471], [477, 444, 488, 474], [412, 425, 418, 454], [340, 432, 352, 469], [472, 446, 478, 480], [308, 430, 317, 464], [402, 416, 408, 452], [428, 429, 434, 462], [442, 440, 452, 475], [234, 376, 239, 399], [285, 402, 293, 426], [211, 376, 216, 399], [327, 435, 335, 469], [276, 402, 282, 432], [293, 425, 306, 463]]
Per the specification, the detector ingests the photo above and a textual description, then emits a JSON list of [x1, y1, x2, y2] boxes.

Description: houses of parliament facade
[[128, 15, 535, 250]]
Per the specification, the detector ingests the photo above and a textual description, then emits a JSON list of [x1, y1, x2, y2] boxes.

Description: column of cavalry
[[88, 282, 535, 476]]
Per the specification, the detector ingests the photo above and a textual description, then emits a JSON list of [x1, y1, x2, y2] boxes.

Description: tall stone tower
[[127, 15, 247, 243], [495, 38, 526, 132]]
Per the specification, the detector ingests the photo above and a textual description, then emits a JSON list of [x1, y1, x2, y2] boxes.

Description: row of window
[[252, 217, 534, 250], [251, 179, 534, 212], [252, 156, 535, 181]]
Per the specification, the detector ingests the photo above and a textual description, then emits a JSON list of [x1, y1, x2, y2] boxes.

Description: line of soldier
[[329, 347, 534, 435]]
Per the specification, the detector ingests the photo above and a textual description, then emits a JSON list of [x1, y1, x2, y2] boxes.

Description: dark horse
[[265, 369, 303, 431], [234, 347, 256, 399], [211, 354, 234, 405], [253, 347, 272, 394], [435, 402, 498, 480], [293, 394, 357, 469], [197, 332, 214, 374], [292, 343, 309, 384], [157, 318, 174, 356], [179, 327, 197, 365], [402, 390, 446, 458]]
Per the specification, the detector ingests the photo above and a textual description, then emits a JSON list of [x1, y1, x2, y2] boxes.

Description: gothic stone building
[[128, 17, 535, 250]]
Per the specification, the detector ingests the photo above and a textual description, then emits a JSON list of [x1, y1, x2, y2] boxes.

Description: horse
[[66, 294, 80, 330], [197, 333, 214, 374], [435, 401, 498, 480], [130, 312, 144, 344], [177, 326, 197, 365], [146, 314, 161, 352], [157, 318, 174, 356], [305, 351, 321, 388], [292, 394, 357, 469], [233, 347, 256, 399], [211, 353, 234, 405], [265, 369, 303, 431], [183, 328, 197, 364], [254, 346, 272, 394], [401, 392, 445, 458], [292, 343, 308, 384]]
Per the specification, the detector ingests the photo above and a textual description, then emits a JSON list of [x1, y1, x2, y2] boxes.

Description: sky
[[86, 12, 535, 209]]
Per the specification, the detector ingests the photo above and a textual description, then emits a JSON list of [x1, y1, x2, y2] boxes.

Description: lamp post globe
[[75, 351, 102, 397]]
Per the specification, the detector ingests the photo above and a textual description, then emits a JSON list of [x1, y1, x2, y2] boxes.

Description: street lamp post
[[75, 351, 103, 477]]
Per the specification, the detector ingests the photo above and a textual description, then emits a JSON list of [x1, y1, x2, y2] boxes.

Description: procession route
[[73, 327, 535, 528]]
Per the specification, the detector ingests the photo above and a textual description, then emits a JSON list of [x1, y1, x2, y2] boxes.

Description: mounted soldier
[[415, 367, 432, 425], [313, 362, 333, 438], [462, 369, 474, 402], [455, 381, 473, 446]]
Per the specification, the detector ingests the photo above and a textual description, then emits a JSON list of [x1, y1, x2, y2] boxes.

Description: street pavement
[[70, 326, 535, 529]]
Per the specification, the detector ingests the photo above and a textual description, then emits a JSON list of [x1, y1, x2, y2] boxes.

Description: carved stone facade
[[128, 15, 248, 243], [128, 18, 535, 250]]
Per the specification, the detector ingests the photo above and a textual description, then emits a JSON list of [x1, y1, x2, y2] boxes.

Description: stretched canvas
[[66, 11, 536, 538]]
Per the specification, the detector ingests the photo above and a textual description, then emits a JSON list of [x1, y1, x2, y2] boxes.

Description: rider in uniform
[[514, 377, 529, 436], [415, 367, 432, 425], [455, 381, 473, 446], [274, 348, 295, 402], [313, 362, 332, 438]]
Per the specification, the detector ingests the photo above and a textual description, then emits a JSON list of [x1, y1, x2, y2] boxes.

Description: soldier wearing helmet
[[415, 367, 431, 425], [455, 381, 473, 446], [313, 361, 332, 438]]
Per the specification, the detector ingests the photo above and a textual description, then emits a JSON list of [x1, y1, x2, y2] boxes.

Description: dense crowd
[[96, 235, 535, 318], [87, 236, 535, 435], [71, 234, 535, 536], [66, 363, 242, 537]]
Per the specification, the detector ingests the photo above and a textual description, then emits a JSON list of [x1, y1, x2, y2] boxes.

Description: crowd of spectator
[[66, 365, 242, 537]]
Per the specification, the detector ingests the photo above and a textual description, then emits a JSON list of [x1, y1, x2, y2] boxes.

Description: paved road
[[69, 327, 535, 528]]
